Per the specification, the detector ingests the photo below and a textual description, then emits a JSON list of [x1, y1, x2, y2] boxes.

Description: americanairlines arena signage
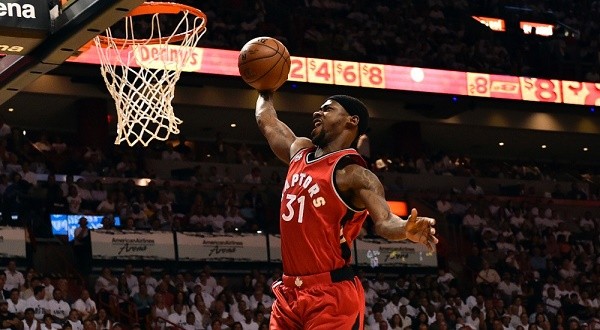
[[0, 0, 51, 55]]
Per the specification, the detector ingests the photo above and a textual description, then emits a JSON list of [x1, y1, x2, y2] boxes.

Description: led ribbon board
[[67, 46, 600, 106]]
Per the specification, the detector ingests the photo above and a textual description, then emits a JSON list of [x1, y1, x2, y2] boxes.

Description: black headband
[[327, 95, 369, 135]]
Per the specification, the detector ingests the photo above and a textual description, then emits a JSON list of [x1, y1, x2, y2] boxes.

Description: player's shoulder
[[335, 161, 377, 191], [289, 138, 313, 158]]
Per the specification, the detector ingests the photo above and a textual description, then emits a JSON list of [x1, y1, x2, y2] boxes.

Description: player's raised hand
[[405, 208, 438, 252]]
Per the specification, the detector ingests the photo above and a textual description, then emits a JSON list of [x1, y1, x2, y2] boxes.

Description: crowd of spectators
[[427, 187, 600, 330], [6, 2, 600, 330], [175, 0, 600, 82], [0, 119, 598, 237], [1, 260, 279, 330], [0, 114, 599, 329], [4, 199, 600, 330], [101, 0, 600, 81]]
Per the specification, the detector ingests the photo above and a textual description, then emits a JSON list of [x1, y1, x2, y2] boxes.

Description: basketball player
[[255, 92, 438, 329]]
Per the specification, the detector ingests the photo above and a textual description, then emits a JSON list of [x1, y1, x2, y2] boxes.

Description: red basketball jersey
[[280, 147, 368, 276]]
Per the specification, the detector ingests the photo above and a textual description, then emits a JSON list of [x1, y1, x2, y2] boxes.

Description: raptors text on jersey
[[280, 147, 368, 276]]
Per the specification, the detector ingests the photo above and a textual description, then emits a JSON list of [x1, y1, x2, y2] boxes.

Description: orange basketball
[[238, 37, 291, 92]]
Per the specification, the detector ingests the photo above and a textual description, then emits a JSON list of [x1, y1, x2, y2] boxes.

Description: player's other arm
[[256, 92, 312, 163], [336, 164, 438, 251]]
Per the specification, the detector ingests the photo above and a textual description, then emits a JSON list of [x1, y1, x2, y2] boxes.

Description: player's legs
[[270, 282, 303, 330], [303, 278, 365, 330]]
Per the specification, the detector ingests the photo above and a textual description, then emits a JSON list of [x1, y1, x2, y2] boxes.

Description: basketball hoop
[[94, 2, 207, 147]]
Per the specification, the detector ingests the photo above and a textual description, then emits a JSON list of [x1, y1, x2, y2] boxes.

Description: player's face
[[311, 100, 350, 147]]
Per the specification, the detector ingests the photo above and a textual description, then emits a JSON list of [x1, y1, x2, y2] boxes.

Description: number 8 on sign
[[467, 73, 491, 97], [360, 63, 385, 88]]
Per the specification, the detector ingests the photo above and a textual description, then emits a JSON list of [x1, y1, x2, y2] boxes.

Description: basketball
[[238, 37, 291, 92]]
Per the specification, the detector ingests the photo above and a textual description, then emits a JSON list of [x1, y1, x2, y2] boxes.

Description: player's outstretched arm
[[256, 92, 312, 164], [336, 164, 438, 252]]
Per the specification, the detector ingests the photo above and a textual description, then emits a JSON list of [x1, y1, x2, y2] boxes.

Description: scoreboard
[[67, 45, 600, 107]]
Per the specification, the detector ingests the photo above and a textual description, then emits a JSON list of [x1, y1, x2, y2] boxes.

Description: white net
[[94, 4, 206, 146]]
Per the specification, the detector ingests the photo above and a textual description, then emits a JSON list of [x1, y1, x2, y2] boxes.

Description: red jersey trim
[[329, 154, 367, 213], [300, 147, 368, 214], [303, 147, 366, 167]]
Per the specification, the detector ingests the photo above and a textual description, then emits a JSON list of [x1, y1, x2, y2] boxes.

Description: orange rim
[[96, 2, 207, 46]]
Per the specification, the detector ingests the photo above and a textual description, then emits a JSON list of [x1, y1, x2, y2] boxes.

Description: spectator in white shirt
[[436, 269, 455, 294], [7, 288, 26, 318], [544, 287, 561, 315], [248, 284, 272, 311], [363, 280, 379, 307], [65, 309, 83, 330], [47, 288, 70, 322], [96, 194, 116, 215], [465, 307, 483, 330], [435, 193, 452, 216], [240, 309, 259, 330], [224, 207, 247, 230], [382, 294, 402, 321], [66, 185, 82, 214], [4, 261, 25, 291], [205, 206, 226, 234], [509, 209, 526, 228], [41, 313, 62, 330], [191, 299, 210, 330], [72, 289, 96, 321], [181, 312, 198, 330], [189, 286, 215, 312], [194, 270, 217, 296], [229, 300, 247, 323], [41, 277, 54, 302], [26, 286, 47, 320], [142, 267, 158, 292], [22, 308, 39, 330], [167, 304, 187, 328], [96, 308, 112, 330], [372, 273, 391, 298], [579, 211, 595, 232], [122, 264, 139, 293], [476, 261, 501, 286], [90, 180, 107, 202], [397, 305, 412, 329], [497, 273, 522, 303], [95, 268, 118, 298], [463, 207, 485, 230]]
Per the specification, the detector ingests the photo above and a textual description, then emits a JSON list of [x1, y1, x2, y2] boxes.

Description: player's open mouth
[[313, 119, 322, 127]]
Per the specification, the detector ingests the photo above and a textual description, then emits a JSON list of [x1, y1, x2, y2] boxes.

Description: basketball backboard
[[0, 0, 144, 105]]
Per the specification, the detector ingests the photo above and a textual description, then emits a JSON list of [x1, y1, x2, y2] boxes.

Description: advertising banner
[[0, 0, 51, 55], [91, 230, 175, 260], [355, 238, 437, 268], [0, 226, 26, 258], [268, 234, 281, 263], [177, 232, 268, 262]]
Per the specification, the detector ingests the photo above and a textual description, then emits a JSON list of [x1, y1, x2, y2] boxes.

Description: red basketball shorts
[[269, 273, 365, 330]]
